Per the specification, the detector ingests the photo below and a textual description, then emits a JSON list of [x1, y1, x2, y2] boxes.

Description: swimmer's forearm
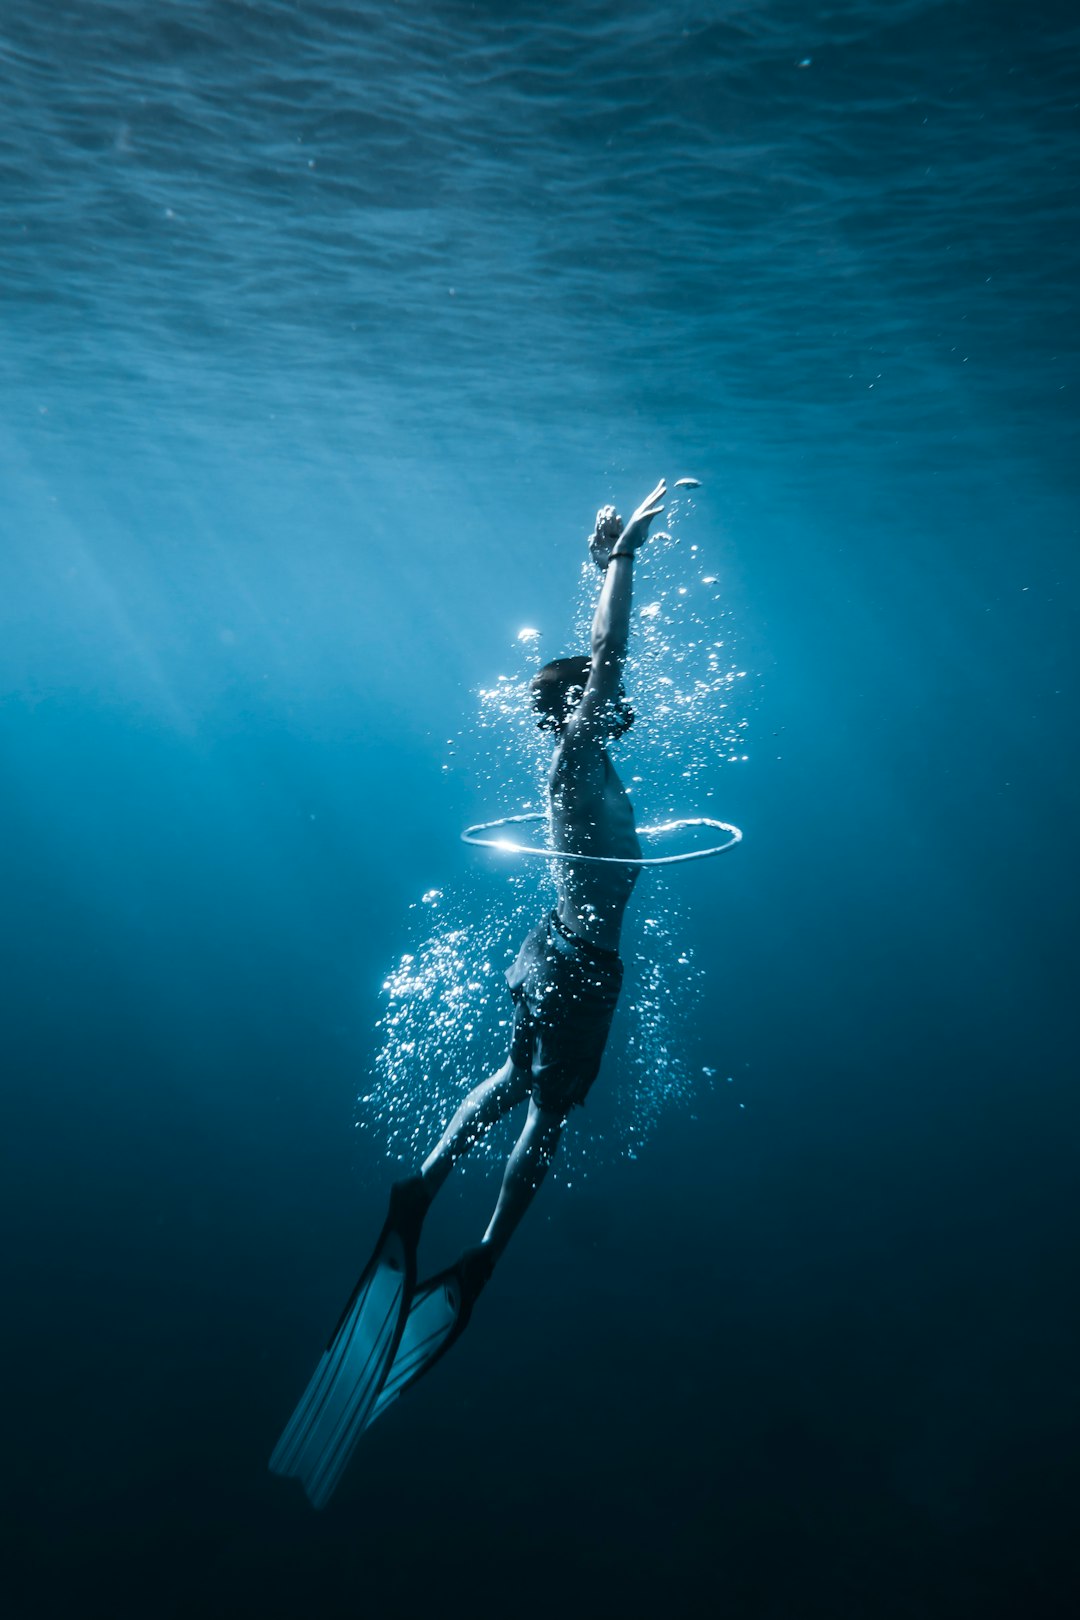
[[584, 481, 659, 670], [590, 553, 633, 664]]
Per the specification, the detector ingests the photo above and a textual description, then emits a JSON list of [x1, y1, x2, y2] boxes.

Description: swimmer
[[271, 480, 670, 1507], [416, 479, 667, 1230]]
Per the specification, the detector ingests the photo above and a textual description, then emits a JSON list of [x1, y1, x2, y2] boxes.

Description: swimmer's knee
[[494, 1057, 532, 1101], [529, 1097, 568, 1136]]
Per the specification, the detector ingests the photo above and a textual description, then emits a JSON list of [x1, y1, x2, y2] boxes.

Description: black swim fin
[[269, 1179, 426, 1509], [365, 1245, 493, 1431]]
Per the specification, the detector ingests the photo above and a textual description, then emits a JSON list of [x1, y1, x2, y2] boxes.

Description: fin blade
[[270, 1229, 409, 1507], [366, 1269, 466, 1429]]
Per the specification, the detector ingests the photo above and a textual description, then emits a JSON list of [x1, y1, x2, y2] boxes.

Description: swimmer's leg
[[420, 1057, 531, 1201], [481, 1098, 565, 1263]]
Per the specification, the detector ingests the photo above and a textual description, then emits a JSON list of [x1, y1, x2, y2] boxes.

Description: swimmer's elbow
[[591, 631, 627, 666]]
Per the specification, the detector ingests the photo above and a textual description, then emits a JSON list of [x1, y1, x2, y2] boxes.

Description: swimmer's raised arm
[[569, 481, 666, 735]]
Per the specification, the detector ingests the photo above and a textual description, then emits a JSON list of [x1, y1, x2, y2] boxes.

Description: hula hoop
[[461, 812, 742, 867]]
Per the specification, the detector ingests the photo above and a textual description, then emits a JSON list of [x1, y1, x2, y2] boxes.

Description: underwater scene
[[2, 2, 1077, 1616]]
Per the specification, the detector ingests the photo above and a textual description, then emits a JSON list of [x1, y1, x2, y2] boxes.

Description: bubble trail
[[359, 494, 749, 1169]]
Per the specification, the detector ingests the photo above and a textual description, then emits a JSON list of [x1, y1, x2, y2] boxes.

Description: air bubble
[[359, 495, 747, 1170]]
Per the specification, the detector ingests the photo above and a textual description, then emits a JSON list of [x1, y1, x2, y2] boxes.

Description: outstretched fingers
[[621, 478, 667, 546], [628, 481, 666, 527]]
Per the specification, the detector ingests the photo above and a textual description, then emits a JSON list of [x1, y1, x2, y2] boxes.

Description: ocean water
[[1, 2, 1077, 1616]]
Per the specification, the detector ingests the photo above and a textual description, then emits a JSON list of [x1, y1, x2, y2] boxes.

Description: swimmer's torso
[[548, 743, 641, 953]]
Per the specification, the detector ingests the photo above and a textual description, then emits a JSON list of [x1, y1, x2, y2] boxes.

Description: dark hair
[[530, 657, 592, 733], [530, 656, 635, 739]]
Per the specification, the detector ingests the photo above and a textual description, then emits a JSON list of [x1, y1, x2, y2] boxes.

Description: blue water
[[2, 3, 1077, 1616]]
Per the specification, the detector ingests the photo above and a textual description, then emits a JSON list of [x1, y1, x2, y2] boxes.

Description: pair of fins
[[269, 1180, 485, 1510]]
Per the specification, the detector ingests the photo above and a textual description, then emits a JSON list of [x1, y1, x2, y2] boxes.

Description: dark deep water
[[2, 2, 1078, 1616]]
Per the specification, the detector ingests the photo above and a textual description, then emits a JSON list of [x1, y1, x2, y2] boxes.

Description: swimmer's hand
[[588, 505, 624, 571], [619, 480, 667, 553]]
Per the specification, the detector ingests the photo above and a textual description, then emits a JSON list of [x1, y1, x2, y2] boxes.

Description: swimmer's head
[[531, 657, 591, 733], [531, 656, 635, 741]]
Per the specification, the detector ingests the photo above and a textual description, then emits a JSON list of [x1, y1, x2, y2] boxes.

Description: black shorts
[[505, 912, 624, 1116]]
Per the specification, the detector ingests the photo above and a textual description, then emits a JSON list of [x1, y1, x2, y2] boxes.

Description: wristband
[[607, 550, 635, 564]]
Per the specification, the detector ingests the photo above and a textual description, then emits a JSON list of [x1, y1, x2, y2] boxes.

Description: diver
[[271, 480, 667, 1508]]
